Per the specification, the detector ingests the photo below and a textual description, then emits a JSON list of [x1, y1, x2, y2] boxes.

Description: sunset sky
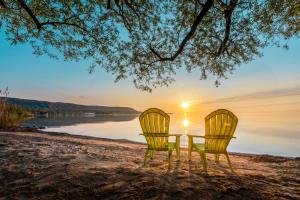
[[1, 35, 299, 112]]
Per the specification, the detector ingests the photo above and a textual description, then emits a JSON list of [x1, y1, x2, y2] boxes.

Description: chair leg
[[200, 153, 208, 172], [215, 154, 220, 163], [225, 152, 234, 172], [188, 136, 192, 161], [176, 137, 180, 161], [188, 148, 192, 161], [168, 150, 173, 170], [144, 149, 149, 166], [150, 150, 154, 159], [175, 144, 180, 161]]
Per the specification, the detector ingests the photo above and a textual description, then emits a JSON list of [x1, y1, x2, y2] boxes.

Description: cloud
[[201, 87, 300, 104]]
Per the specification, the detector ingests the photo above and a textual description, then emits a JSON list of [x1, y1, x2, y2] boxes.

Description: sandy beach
[[0, 131, 299, 199]]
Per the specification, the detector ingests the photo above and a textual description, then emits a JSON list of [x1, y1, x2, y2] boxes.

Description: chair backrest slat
[[139, 108, 170, 150], [205, 109, 238, 153]]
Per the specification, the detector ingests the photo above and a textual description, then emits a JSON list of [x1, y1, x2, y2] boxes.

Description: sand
[[0, 131, 299, 199]]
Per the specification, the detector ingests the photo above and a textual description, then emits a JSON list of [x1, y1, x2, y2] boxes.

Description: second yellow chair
[[188, 109, 238, 172]]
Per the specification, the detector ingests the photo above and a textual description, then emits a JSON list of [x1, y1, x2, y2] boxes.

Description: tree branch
[[196, 0, 205, 6], [17, 0, 42, 30], [113, 0, 132, 31], [149, 44, 163, 60], [15, 0, 88, 33], [107, 0, 111, 9], [40, 21, 88, 32], [0, 0, 6, 8], [216, 0, 227, 7], [124, 0, 142, 29], [149, 0, 214, 62], [216, 0, 238, 56]]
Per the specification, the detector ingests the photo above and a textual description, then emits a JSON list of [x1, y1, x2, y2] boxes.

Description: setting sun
[[181, 101, 189, 109]]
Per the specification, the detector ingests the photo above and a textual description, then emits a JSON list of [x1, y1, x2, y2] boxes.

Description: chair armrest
[[139, 133, 182, 137], [139, 133, 169, 137], [168, 134, 182, 137], [187, 134, 205, 138], [204, 135, 236, 139], [187, 134, 236, 139]]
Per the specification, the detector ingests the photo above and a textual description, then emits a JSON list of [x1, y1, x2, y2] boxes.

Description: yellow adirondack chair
[[139, 108, 181, 169], [188, 109, 238, 172]]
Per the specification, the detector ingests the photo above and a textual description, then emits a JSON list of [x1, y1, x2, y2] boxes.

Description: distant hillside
[[2, 97, 140, 115]]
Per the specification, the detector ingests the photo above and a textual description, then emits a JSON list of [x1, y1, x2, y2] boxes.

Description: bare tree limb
[[149, 0, 214, 62]]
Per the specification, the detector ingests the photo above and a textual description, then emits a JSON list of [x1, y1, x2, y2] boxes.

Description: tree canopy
[[1, 0, 299, 91]]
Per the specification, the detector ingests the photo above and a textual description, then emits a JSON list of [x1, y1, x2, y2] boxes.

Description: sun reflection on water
[[182, 119, 189, 127]]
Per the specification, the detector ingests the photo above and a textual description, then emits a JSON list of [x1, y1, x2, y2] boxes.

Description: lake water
[[24, 111, 300, 157]]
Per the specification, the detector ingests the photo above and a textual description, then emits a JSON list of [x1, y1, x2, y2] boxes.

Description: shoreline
[[2, 128, 299, 158], [0, 131, 299, 199]]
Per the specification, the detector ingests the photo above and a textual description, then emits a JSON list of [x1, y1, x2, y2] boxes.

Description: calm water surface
[[25, 111, 300, 157]]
